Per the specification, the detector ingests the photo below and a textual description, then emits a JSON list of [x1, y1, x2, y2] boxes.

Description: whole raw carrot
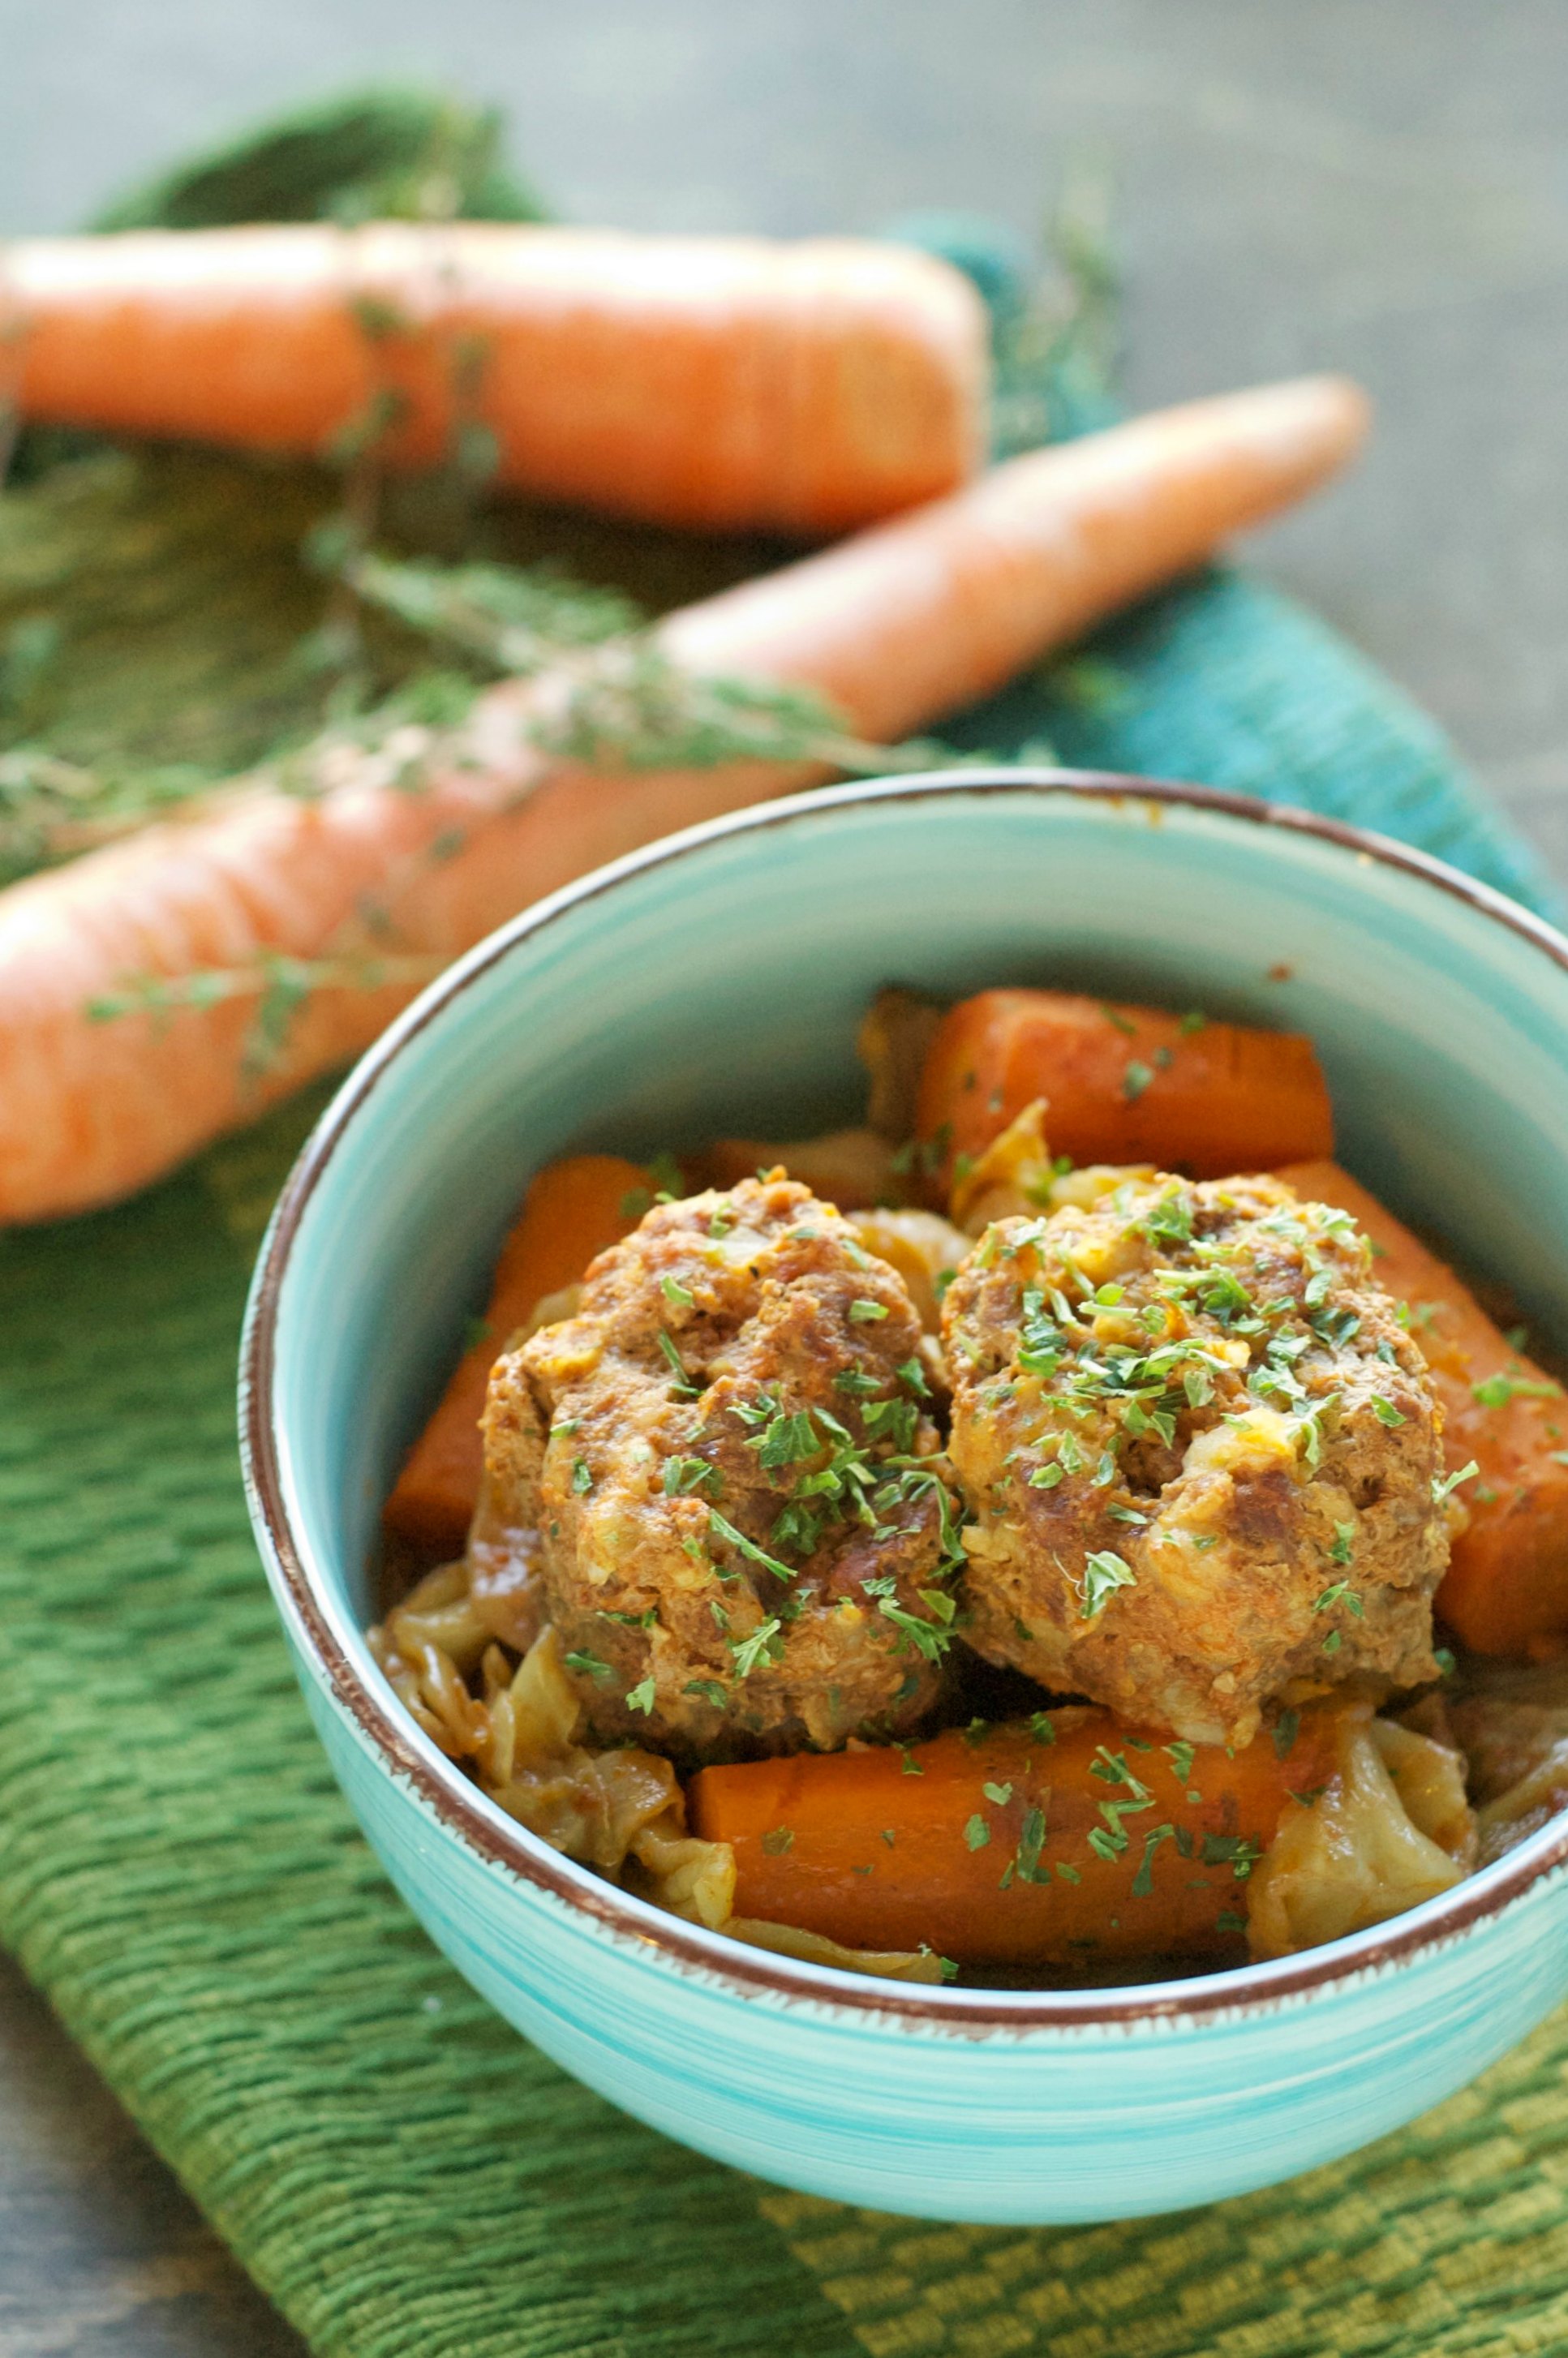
[[917, 987, 1334, 1187], [384, 1153, 651, 1562], [6, 223, 987, 535], [1279, 1160, 1568, 1659], [0, 376, 1368, 1225], [689, 1701, 1343, 1969]]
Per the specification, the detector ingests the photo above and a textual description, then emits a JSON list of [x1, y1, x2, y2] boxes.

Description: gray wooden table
[[2, 3, 1566, 2349]]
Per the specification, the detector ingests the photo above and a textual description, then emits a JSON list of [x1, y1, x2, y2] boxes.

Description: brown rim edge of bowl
[[240, 767, 1568, 2033]]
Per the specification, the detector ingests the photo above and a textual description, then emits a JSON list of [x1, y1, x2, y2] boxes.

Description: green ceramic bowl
[[241, 771, 1568, 2223]]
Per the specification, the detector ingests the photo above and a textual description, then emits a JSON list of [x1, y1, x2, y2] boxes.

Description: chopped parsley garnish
[[862, 1396, 920, 1452], [1216, 1908, 1248, 1935], [982, 1781, 1013, 1806], [1016, 1805, 1049, 1883], [1370, 1394, 1406, 1428], [1029, 1712, 1058, 1745], [1142, 1189, 1194, 1248], [1201, 1832, 1262, 1879], [571, 1457, 593, 1495], [1321, 1628, 1343, 1656], [963, 1814, 990, 1852], [625, 1677, 656, 1715], [1165, 1739, 1196, 1782], [1327, 1520, 1355, 1565], [731, 1617, 784, 1677], [760, 1827, 794, 1856], [656, 1329, 698, 1393], [664, 1454, 721, 1499], [834, 1366, 883, 1398], [877, 1596, 953, 1663], [1179, 1010, 1207, 1035], [848, 1298, 890, 1324], [1273, 1707, 1300, 1761], [1433, 1458, 1480, 1505], [707, 1204, 736, 1239], [660, 1273, 694, 1308], [1080, 1549, 1136, 1618], [1123, 1059, 1154, 1102], [564, 1651, 614, 1682], [600, 1607, 658, 1629], [1313, 1579, 1363, 1617], [1474, 1372, 1562, 1408], [708, 1509, 797, 1583], [683, 1678, 728, 1708], [1131, 1823, 1175, 1897], [754, 1409, 820, 1470]]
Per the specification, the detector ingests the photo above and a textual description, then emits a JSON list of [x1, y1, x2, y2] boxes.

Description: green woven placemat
[[6, 107, 1568, 2358]]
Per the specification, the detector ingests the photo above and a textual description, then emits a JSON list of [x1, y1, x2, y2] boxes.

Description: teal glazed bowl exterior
[[240, 771, 1568, 2226]]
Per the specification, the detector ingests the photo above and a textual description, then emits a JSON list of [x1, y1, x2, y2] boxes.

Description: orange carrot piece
[[7, 225, 987, 535], [917, 988, 1334, 1188], [384, 1153, 649, 1562], [0, 377, 1368, 1224], [689, 1703, 1342, 1969], [1279, 1161, 1568, 1659]]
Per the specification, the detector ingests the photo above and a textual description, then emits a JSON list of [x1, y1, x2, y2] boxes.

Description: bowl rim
[[241, 765, 1568, 2030]]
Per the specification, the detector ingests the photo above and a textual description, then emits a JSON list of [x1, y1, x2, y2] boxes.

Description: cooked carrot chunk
[[916, 989, 1334, 1190], [689, 1702, 1342, 1969], [1280, 1161, 1568, 1659], [383, 1153, 651, 1563]]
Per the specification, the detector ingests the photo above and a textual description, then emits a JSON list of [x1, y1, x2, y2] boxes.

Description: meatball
[[943, 1172, 1449, 1746], [483, 1175, 960, 1761]]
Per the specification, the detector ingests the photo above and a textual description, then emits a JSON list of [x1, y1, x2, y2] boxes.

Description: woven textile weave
[[4, 210, 1568, 2358]]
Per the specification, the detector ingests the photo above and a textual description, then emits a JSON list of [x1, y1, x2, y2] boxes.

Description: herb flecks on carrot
[[384, 1153, 652, 1563], [0, 376, 1368, 1223], [9, 224, 989, 535], [1279, 1160, 1568, 1660], [689, 1701, 1344, 1969], [917, 987, 1334, 1188]]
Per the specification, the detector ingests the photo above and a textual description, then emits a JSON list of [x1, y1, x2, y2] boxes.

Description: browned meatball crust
[[483, 1175, 961, 1760], [943, 1172, 1449, 1746]]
